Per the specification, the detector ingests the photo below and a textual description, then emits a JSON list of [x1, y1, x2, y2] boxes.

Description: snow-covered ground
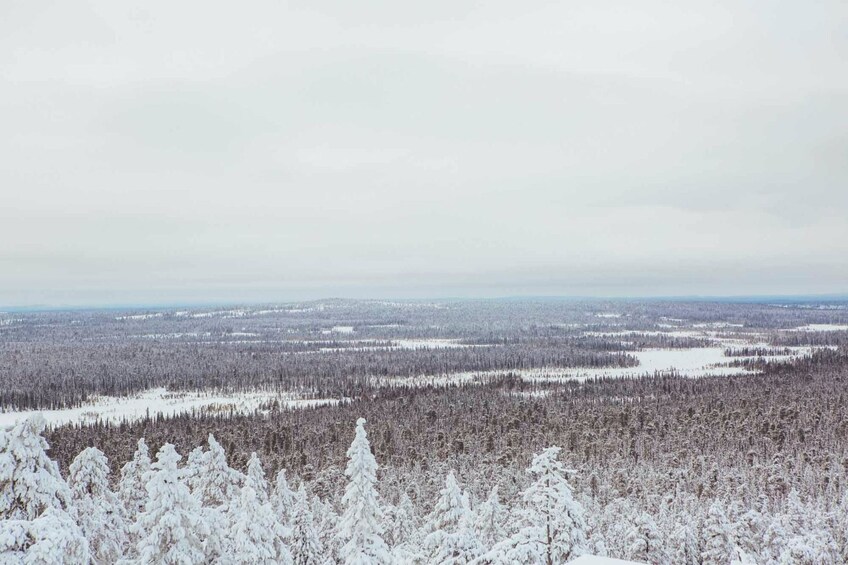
[[0, 389, 343, 429], [374, 344, 829, 388], [789, 323, 848, 332], [568, 555, 646, 565]]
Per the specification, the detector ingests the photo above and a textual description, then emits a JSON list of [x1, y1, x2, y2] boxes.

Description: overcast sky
[[1, 0, 846, 307]]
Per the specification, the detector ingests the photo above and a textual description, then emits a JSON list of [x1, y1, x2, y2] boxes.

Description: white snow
[[568, 555, 646, 564], [0, 389, 343, 429], [373, 344, 829, 388], [115, 313, 163, 321], [789, 323, 848, 332]]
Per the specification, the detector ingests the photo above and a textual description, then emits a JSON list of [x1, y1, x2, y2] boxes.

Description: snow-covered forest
[[2, 410, 847, 564], [2, 299, 848, 564]]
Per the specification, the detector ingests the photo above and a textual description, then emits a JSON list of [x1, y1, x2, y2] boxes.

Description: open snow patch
[[0, 389, 342, 429]]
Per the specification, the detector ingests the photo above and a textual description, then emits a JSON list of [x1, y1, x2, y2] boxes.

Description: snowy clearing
[[374, 344, 828, 388], [789, 323, 848, 332], [0, 389, 342, 429]]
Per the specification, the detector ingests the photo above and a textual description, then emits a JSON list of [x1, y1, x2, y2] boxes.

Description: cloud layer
[[2, 0, 846, 305]]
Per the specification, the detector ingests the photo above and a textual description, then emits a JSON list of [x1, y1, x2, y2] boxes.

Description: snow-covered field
[[0, 389, 343, 429], [789, 323, 848, 332], [374, 344, 829, 388]]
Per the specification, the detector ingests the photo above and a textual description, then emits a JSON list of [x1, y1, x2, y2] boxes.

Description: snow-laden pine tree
[[313, 492, 341, 562], [0, 417, 89, 562], [132, 443, 209, 564], [423, 471, 482, 564], [701, 500, 740, 565], [0, 507, 90, 563], [226, 484, 294, 564], [480, 446, 587, 565], [0, 415, 73, 520], [68, 447, 127, 564], [767, 490, 839, 564], [475, 486, 507, 551], [193, 434, 244, 508], [246, 452, 270, 503], [624, 510, 669, 564], [272, 469, 297, 527], [183, 446, 207, 495], [290, 485, 324, 565], [337, 417, 391, 565], [118, 439, 151, 519], [386, 493, 425, 562]]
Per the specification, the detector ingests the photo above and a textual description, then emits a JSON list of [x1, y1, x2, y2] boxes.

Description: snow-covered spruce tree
[[701, 499, 740, 565], [183, 446, 207, 495], [246, 452, 270, 503], [290, 484, 324, 565], [68, 447, 127, 564], [480, 446, 587, 565], [423, 470, 482, 564], [118, 438, 151, 519], [226, 484, 293, 564], [132, 443, 209, 564], [272, 468, 297, 527], [312, 491, 341, 561], [386, 493, 425, 562], [185, 434, 243, 562], [768, 490, 839, 564], [337, 417, 391, 565], [475, 486, 507, 551], [624, 510, 669, 564], [193, 433, 244, 508], [0, 416, 89, 562], [0, 507, 90, 563], [0, 415, 73, 520]]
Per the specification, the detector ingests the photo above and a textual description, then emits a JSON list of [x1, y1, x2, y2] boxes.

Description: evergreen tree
[[68, 447, 127, 564], [475, 486, 507, 551], [272, 469, 297, 527], [194, 434, 243, 508], [337, 417, 391, 565], [132, 443, 209, 564], [246, 452, 270, 503], [481, 446, 587, 565], [118, 439, 151, 518], [624, 510, 668, 564], [0, 507, 90, 563], [424, 471, 482, 564], [226, 484, 293, 564], [0, 415, 73, 520], [290, 485, 324, 565], [701, 500, 739, 565]]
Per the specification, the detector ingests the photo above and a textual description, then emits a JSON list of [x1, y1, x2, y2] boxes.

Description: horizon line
[[3, 292, 848, 313]]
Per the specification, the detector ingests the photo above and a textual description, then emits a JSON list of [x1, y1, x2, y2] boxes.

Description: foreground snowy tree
[[386, 494, 425, 562], [0, 417, 88, 563], [337, 418, 391, 565], [193, 434, 244, 508], [701, 500, 740, 565], [0, 507, 90, 563], [624, 510, 668, 564], [0, 415, 73, 520], [423, 471, 482, 564], [475, 486, 507, 551], [118, 439, 151, 519], [131, 443, 209, 564], [480, 446, 587, 564], [290, 485, 324, 565], [272, 469, 297, 526], [226, 484, 293, 564], [68, 447, 127, 564], [246, 452, 270, 503]]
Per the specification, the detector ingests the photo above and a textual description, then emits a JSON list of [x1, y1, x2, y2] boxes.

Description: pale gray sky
[[2, 0, 847, 306]]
